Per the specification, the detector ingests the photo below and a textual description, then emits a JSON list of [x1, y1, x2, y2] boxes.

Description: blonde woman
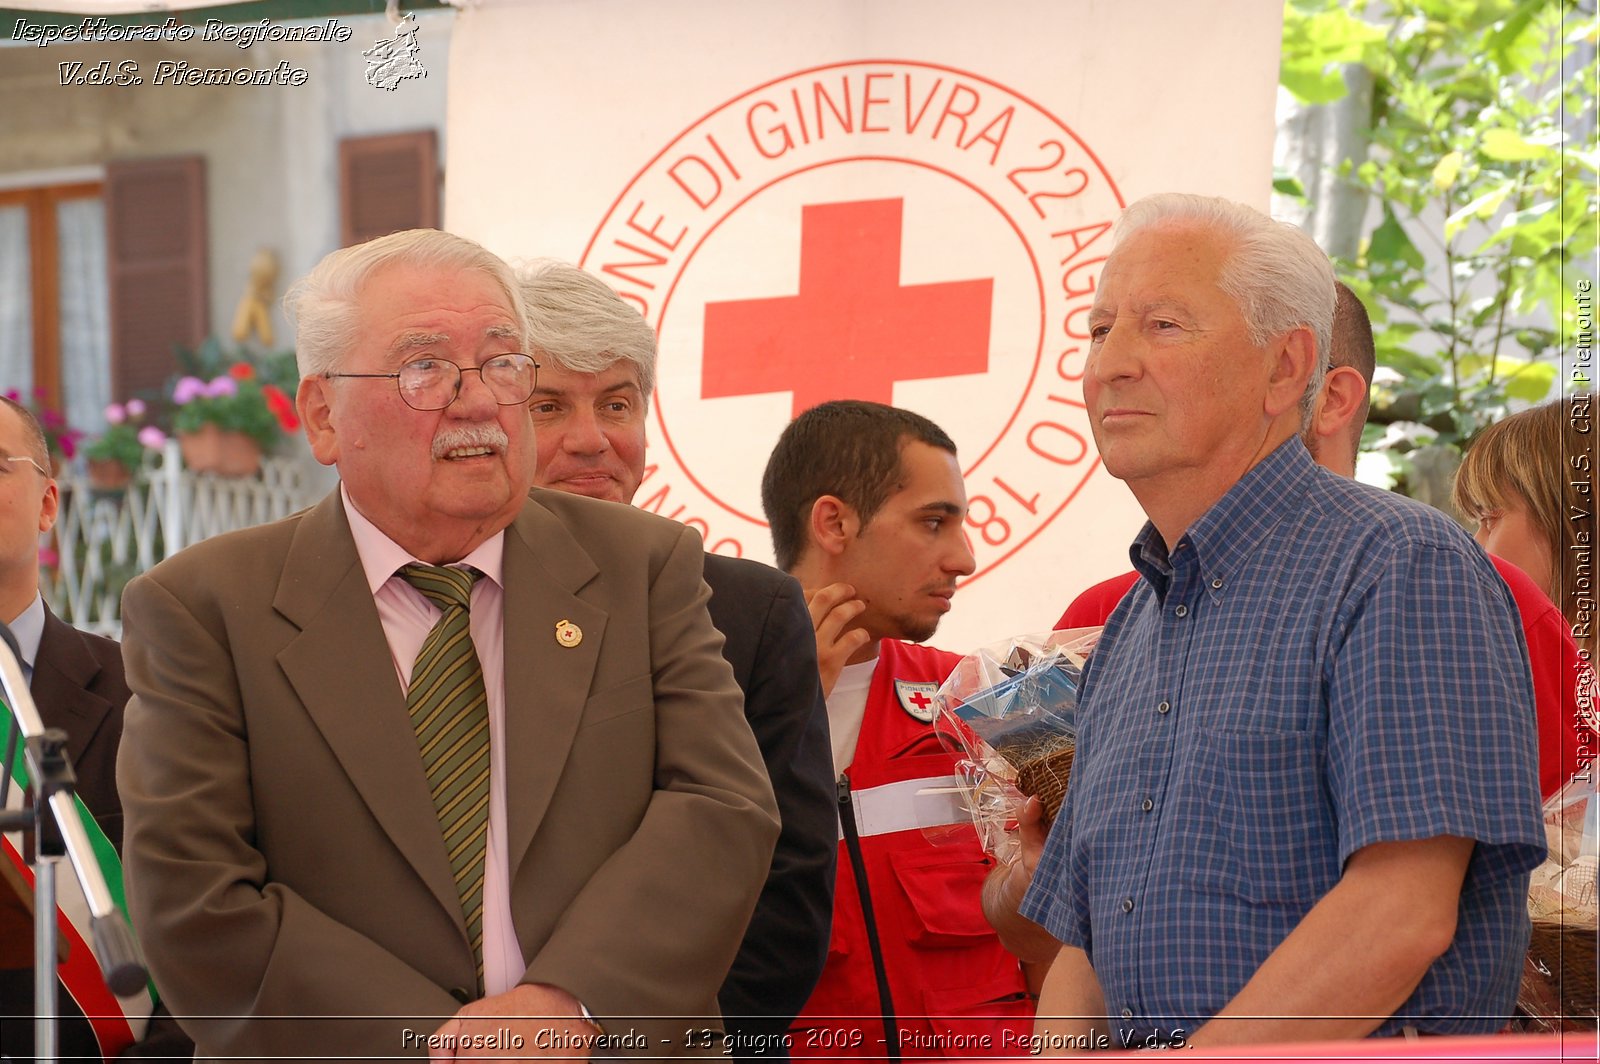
[[1455, 394, 1597, 793]]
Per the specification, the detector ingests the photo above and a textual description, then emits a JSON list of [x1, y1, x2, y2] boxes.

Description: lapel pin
[[554, 619, 583, 648]]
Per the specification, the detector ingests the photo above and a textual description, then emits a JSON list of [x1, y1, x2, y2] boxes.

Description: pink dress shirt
[[341, 487, 526, 997]]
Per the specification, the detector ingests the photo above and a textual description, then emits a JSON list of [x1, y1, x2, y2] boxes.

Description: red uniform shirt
[[792, 640, 1030, 1058]]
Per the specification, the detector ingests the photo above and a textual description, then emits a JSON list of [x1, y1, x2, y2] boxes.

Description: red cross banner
[[446, 0, 1285, 650]]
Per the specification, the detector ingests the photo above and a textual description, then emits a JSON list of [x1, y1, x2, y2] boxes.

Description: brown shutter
[[339, 130, 440, 247], [107, 156, 208, 399]]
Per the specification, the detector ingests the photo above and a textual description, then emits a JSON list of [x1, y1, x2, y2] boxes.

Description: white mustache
[[432, 424, 508, 459]]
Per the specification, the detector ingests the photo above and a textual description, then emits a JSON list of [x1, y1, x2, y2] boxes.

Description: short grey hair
[[284, 229, 526, 378], [1114, 193, 1335, 427], [517, 260, 658, 403]]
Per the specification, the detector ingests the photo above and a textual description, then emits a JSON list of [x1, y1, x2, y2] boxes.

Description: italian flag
[[2, 698, 154, 1060]]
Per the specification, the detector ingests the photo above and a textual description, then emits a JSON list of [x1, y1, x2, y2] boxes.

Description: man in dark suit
[[0, 396, 193, 1060], [520, 261, 835, 1055], [117, 231, 779, 1060]]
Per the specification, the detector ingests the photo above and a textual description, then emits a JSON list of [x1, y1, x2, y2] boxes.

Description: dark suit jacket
[[117, 488, 779, 1060], [0, 607, 194, 1060], [30, 607, 130, 850], [703, 555, 834, 1042]]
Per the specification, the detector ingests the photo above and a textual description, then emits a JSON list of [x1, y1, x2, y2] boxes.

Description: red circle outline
[[580, 59, 1127, 579], [580, 58, 1124, 263]]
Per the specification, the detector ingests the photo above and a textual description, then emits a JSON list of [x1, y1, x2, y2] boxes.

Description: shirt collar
[[1128, 437, 1316, 600], [340, 484, 505, 593], [6, 592, 46, 675]]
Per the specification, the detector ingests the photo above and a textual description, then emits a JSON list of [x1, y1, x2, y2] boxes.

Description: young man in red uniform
[[761, 401, 1033, 1060]]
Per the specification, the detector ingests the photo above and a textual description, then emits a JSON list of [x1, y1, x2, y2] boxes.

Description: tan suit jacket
[[117, 488, 780, 1060]]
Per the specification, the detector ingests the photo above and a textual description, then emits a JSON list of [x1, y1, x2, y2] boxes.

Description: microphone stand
[[0, 625, 146, 1063]]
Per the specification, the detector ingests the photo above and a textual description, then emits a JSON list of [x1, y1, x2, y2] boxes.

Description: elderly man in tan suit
[[117, 230, 780, 1061]]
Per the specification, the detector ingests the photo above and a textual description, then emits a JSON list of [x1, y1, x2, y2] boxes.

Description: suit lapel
[[271, 492, 463, 930], [502, 493, 606, 875], [30, 610, 111, 772]]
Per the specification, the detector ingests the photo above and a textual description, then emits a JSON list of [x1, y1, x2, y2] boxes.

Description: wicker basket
[[1015, 741, 1075, 826], [1521, 915, 1598, 1027]]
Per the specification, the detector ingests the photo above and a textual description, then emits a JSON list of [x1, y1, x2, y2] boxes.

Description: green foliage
[[172, 377, 283, 451], [82, 423, 146, 470], [1282, 0, 1596, 491], [175, 336, 298, 391], [170, 338, 300, 452], [83, 399, 164, 473]]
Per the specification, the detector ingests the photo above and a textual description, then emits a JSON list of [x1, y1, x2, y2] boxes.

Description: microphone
[[0, 618, 148, 996]]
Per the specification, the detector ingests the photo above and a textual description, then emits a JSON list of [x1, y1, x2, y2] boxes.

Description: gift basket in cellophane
[[1518, 762, 1598, 1030], [932, 628, 1100, 862]]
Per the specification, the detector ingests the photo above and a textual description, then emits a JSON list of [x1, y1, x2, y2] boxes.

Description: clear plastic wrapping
[[1518, 762, 1598, 1029], [932, 628, 1101, 861]]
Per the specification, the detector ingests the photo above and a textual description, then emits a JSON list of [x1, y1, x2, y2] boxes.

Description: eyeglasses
[[324, 353, 540, 411], [2, 455, 50, 477]]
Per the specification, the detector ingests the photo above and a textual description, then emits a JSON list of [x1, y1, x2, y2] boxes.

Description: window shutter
[[339, 130, 439, 247], [106, 156, 207, 399]]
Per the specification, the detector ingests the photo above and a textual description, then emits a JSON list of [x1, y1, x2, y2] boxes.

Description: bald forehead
[[0, 401, 48, 469]]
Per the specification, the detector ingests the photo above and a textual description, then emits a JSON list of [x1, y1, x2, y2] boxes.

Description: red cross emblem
[[895, 680, 942, 723], [701, 198, 994, 417]]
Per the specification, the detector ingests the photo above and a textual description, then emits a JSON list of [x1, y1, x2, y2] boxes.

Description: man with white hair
[[521, 260, 836, 1056], [117, 229, 779, 1059], [1021, 194, 1544, 1049]]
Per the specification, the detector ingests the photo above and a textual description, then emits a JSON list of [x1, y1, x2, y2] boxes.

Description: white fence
[[44, 440, 318, 637]]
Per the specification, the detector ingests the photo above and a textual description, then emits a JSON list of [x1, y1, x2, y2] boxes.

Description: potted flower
[[82, 399, 167, 491], [170, 363, 299, 477], [3, 388, 84, 475]]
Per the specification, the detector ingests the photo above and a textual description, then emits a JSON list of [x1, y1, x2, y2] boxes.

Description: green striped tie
[[399, 563, 490, 990]]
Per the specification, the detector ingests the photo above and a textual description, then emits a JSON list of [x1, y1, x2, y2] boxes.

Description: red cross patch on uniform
[[894, 680, 941, 723]]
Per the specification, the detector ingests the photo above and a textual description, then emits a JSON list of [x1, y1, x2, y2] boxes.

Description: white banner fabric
[[445, 0, 1284, 651]]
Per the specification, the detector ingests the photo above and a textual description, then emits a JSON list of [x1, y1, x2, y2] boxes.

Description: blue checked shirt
[[1021, 440, 1546, 1039]]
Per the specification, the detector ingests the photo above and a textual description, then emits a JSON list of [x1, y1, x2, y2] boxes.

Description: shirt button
[[1174, 604, 1188, 618], [1140, 798, 1154, 812], [1121, 1008, 1134, 1020], [1211, 577, 1224, 590], [1121, 897, 1135, 913], [1156, 700, 1171, 714]]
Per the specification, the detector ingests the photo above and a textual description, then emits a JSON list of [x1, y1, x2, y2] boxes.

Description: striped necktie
[[398, 562, 490, 990]]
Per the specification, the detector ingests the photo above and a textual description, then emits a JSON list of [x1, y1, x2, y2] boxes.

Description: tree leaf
[[1484, 0, 1545, 65], [1481, 127, 1551, 160], [1501, 360, 1558, 402], [1281, 66, 1354, 104], [1368, 206, 1426, 269], [1431, 150, 1464, 190], [1444, 181, 1514, 240], [1273, 173, 1308, 198]]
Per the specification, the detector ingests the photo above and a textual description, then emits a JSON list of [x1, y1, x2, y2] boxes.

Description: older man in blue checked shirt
[[1020, 194, 1544, 1050]]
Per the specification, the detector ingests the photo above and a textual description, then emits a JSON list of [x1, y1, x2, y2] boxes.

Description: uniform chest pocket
[[888, 846, 996, 947], [885, 729, 955, 761], [1177, 729, 1338, 907]]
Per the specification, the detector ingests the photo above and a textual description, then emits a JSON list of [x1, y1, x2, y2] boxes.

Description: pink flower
[[137, 426, 167, 450], [38, 546, 59, 568], [126, 398, 147, 418], [172, 376, 207, 404], [204, 376, 239, 399], [105, 403, 126, 424]]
